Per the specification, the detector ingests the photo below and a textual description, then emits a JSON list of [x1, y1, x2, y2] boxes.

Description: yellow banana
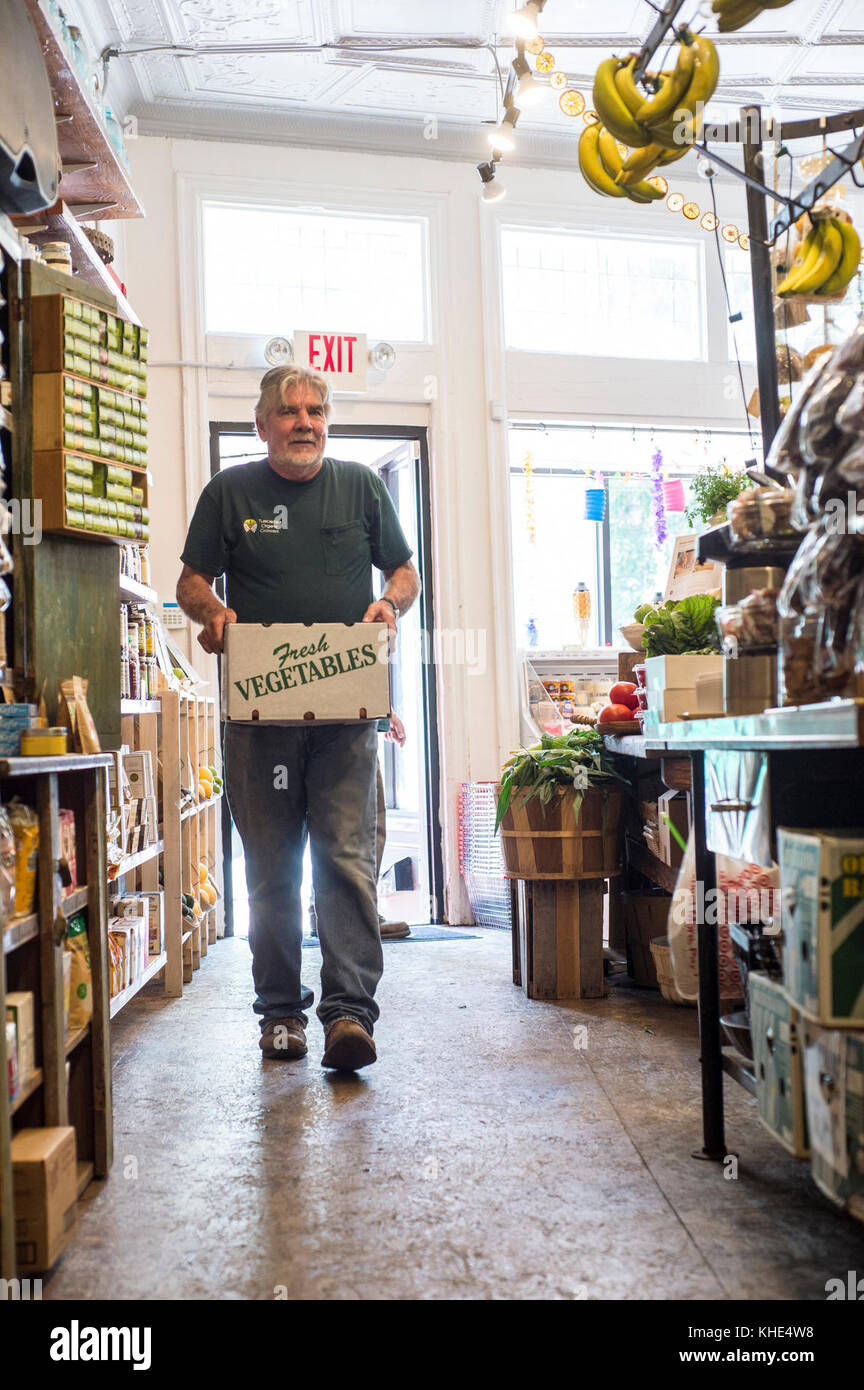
[[636, 36, 697, 127], [615, 142, 663, 186], [578, 124, 627, 199], [714, 0, 765, 31], [776, 224, 825, 297], [795, 218, 844, 293], [816, 219, 861, 296], [593, 57, 651, 147], [594, 127, 664, 202]]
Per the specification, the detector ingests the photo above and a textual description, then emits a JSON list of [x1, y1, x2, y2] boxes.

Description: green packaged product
[[141, 507, 149, 523], [63, 299, 81, 319], [76, 475, 95, 495], [65, 454, 94, 477], [65, 492, 85, 513], [105, 465, 132, 485], [65, 508, 85, 528], [105, 483, 133, 502], [130, 486, 144, 504]]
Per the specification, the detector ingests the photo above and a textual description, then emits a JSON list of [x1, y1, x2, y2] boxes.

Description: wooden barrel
[[498, 787, 623, 880]]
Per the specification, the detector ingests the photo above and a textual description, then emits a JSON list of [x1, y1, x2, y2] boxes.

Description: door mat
[[303, 925, 480, 946]]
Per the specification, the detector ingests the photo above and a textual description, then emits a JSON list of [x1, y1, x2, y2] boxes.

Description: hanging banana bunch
[[577, 123, 665, 204], [712, 0, 797, 34], [776, 212, 862, 300], [589, 31, 719, 196]]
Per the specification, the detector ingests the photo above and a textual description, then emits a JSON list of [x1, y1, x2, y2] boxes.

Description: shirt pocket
[[320, 521, 368, 576]]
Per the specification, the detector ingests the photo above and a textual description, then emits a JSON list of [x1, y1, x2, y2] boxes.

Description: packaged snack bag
[[65, 913, 92, 1030], [6, 798, 38, 915]]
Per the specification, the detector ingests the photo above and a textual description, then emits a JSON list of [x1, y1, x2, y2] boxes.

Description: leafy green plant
[[684, 463, 750, 528], [641, 593, 721, 657], [495, 728, 627, 831]]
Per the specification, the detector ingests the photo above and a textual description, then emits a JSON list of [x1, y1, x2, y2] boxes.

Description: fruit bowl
[[619, 622, 645, 652]]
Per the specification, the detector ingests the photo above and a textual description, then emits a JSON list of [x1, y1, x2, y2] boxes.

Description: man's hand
[[197, 607, 237, 655], [384, 712, 406, 747], [363, 599, 398, 634]]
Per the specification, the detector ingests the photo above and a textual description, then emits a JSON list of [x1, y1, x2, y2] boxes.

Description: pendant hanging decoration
[[651, 447, 667, 551]]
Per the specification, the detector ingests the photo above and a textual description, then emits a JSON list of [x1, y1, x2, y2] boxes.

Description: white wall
[[119, 131, 765, 922]]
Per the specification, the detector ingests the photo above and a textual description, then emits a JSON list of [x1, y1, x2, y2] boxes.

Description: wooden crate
[[512, 878, 606, 1000], [33, 450, 149, 543], [33, 373, 148, 462], [622, 890, 671, 987]]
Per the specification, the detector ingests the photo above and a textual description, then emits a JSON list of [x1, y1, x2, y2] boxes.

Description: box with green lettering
[[777, 828, 864, 1027], [749, 971, 809, 1158], [801, 1022, 864, 1218], [222, 623, 390, 725]]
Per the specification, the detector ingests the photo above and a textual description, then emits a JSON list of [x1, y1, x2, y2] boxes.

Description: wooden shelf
[[0, 753, 112, 776], [10, 1068, 43, 1115], [121, 700, 161, 715], [12, 206, 142, 324], [114, 839, 163, 877], [181, 792, 223, 821], [109, 951, 167, 1019], [3, 911, 39, 955], [76, 1160, 94, 1199], [119, 574, 157, 605], [65, 1023, 89, 1056], [61, 884, 88, 917], [24, 0, 144, 222], [626, 836, 679, 895], [181, 929, 194, 946]]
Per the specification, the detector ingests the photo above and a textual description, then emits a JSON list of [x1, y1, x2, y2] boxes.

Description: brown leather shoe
[[379, 918, 411, 940], [259, 1018, 307, 1060], [321, 1017, 377, 1071]]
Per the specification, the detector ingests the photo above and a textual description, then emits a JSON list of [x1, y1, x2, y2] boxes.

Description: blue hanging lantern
[[583, 487, 606, 523]]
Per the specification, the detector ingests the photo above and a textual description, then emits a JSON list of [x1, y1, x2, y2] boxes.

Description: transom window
[[203, 202, 429, 342], [501, 225, 706, 362]]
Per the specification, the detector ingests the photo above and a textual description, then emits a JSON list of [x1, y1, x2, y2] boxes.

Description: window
[[501, 225, 705, 361], [725, 244, 756, 363], [509, 425, 758, 648], [203, 202, 429, 341]]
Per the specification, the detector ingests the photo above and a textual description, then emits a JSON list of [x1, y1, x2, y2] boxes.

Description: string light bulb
[[488, 106, 519, 153], [513, 55, 546, 108], [477, 161, 506, 203], [506, 2, 545, 40]]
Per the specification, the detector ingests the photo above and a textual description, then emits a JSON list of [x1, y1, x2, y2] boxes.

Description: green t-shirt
[[180, 457, 413, 625]]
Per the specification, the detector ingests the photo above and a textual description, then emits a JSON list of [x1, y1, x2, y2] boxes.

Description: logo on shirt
[[243, 519, 258, 533]]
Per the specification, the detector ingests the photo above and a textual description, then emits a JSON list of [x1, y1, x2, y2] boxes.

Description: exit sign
[[294, 330, 367, 390]]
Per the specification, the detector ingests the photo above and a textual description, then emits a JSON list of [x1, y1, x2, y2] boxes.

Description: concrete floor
[[45, 930, 864, 1301]]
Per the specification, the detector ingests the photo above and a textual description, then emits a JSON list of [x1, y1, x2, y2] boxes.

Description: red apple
[[597, 703, 637, 724], [609, 682, 639, 710]]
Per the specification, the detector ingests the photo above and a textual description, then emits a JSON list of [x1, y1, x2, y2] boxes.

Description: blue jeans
[[223, 722, 383, 1034]]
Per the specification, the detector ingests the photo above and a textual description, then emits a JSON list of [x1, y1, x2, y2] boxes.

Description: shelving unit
[[0, 753, 112, 1280]]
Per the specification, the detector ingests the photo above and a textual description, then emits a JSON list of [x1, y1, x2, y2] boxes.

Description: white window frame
[[200, 197, 433, 347], [499, 219, 709, 363]]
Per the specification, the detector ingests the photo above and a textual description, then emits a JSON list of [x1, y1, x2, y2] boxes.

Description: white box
[[642, 688, 700, 722], [5, 992, 35, 1079], [643, 655, 723, 692], [222, 622, 391, 725]]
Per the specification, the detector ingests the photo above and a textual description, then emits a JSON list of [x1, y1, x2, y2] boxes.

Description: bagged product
[[58, 676, 101, 754], [6, 799, 38, 915], [0, 804, 16, 918], [64, 913, 92, 1030]]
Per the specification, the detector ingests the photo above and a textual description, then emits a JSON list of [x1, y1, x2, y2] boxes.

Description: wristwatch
[[381, 596, 399, 618]]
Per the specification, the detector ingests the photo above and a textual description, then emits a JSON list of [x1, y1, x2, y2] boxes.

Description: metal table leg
[[690, 751, 726, 1160]]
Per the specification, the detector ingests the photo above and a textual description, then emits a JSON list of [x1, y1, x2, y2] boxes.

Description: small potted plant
[[496, 729, 628, 879], [685, 463, 751, 529]]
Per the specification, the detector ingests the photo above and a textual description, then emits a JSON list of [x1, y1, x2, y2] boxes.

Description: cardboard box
[[222, 622, 390, 725], [11, 1126, 77, 1271], [750, 972, 809, 1159], [5, 992, 35, 1079], [778, 828, 864, 1027], [802, 1022, 864, 1217], [643, 655, 723, 692], [114, 891, 164, 957], [657, 789, 689, 870]]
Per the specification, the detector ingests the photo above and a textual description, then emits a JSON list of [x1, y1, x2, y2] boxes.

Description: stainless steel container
[[722, 566, 786, 606], [723, 650, 778, 716]]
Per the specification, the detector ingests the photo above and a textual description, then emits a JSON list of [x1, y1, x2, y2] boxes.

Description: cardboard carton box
[[5, 991, 35, 1079], [778, 828, 864, 1027], [222, 622, 390, 725], [643, 655, 723, 692], [802, 1022, 864, 1216], [657, 789, 689, 870], [750, 972, 809, 1158], [11, 1126, 77, 1271]]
